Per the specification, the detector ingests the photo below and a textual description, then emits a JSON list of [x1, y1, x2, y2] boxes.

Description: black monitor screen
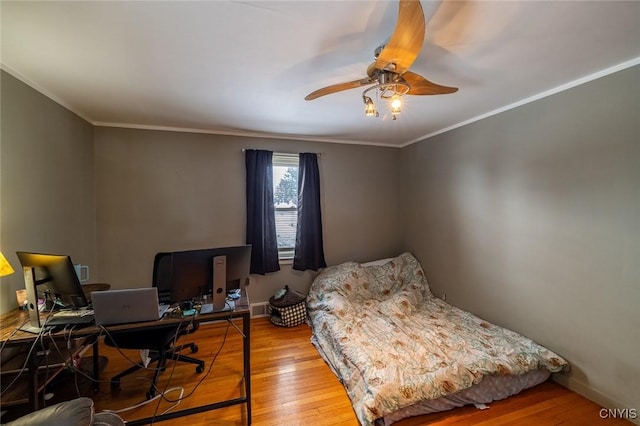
[[153, 245, 251, 303], [16, 252, 88, 309]]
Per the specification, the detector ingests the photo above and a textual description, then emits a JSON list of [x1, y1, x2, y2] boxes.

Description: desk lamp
[[0, 251, 23, 309], [0, 251, 15, 277]]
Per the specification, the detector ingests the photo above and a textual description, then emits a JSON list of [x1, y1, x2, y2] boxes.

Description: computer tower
[[212, 255, 227, 311]]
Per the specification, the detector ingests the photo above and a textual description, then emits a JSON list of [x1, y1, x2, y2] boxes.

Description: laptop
[[92, 288, 164, 326]]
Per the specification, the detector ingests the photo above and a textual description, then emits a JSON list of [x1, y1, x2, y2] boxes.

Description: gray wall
[[94, 127, 402, 303], [401, 65, 640, 412], [0, 71, 96, 314]]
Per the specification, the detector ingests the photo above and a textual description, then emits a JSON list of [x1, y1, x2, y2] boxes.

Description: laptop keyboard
[[51, 309, 94, 318], [45, 309, 95, 326], [158, 304, 170, 317]]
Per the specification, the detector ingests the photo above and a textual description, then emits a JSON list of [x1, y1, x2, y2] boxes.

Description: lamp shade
[[0, 251, 15, 276]]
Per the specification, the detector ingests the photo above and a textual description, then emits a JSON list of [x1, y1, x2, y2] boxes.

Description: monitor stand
[[18, 323, 43, 334], [19, 267, 43, 334]]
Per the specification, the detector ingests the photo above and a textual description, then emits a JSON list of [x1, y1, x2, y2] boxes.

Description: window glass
[[273, 153, 299, 260]]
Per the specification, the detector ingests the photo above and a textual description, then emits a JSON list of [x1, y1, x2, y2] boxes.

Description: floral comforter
[[306, 252, 568, 426]]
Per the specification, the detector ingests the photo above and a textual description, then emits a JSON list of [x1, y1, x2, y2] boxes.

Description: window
[[272, 153, 299, 260]]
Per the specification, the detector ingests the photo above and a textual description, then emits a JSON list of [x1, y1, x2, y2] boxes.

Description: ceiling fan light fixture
[[362, 80, 407, 119], [363, 96, 377, 117]]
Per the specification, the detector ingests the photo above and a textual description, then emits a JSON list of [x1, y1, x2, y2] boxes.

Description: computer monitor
[[16, 252, 88, 332], [153, 245, 251, 309]]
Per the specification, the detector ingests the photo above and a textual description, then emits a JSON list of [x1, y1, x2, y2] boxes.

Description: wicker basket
[[268, 285, 306, 327]]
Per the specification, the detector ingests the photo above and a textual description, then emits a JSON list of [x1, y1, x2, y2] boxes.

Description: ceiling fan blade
[[403, 71, 458, 95], [374, 0, 425, 74], [304, 77, 375, 100]]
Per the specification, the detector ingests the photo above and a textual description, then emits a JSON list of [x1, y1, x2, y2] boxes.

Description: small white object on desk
[[200, 300, 235, 314]]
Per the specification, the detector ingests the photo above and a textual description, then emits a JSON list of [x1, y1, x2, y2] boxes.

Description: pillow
[[361, 257, 393, 267]]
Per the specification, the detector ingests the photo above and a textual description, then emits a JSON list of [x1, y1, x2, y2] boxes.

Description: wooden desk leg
[[243, 312, 251, 425], [28, 348, 39, 412], [92, 337, 100, 393]]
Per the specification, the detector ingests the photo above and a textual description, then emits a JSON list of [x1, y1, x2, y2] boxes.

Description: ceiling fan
[[304, 0, 458, 119]]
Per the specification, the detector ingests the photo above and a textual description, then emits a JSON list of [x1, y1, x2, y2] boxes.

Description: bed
[[306, 252, 568, 426]]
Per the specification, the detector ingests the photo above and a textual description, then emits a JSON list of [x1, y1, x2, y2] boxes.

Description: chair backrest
[[152, 252, 173, 303]]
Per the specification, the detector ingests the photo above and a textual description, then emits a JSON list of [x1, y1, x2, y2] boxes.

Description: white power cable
[[101, 386, 185, 416]]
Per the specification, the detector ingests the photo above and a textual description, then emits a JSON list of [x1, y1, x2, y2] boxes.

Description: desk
[[0, 292, 251, 425]]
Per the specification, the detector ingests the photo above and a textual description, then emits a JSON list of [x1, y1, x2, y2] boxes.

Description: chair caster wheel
[[196, 365, 204, 373], [191, 344, 198, 353]]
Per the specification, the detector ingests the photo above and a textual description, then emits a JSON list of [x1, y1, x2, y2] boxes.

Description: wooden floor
[[84, 317, 628, 425]]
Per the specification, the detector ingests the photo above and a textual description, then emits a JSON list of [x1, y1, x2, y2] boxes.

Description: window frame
[[272, 153, 299, 261]]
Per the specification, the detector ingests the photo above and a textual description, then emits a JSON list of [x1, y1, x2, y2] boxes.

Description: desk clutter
[[16, 288, 235, 331], [268, 285, 306, 327]]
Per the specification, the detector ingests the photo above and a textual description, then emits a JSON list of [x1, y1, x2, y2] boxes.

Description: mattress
[[307, 253, 568, 426]]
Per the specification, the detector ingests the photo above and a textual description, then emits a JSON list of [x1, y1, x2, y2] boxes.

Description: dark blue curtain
[[245, 150, 280, 275], [293, 153, 327, 271]]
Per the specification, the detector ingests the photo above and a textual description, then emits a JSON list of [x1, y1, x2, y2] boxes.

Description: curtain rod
[[241, 149, 322, 155]]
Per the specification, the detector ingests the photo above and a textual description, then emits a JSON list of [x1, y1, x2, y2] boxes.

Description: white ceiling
[[2, 1, 639, 147]]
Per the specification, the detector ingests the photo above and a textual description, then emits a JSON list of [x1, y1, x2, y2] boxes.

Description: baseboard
[[552, 374, 639, 425], [250, 302, 269, 318]]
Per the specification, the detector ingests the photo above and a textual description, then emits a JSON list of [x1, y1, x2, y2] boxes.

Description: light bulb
[[390, 94, 402, 115], [363, 96, 376, 117]]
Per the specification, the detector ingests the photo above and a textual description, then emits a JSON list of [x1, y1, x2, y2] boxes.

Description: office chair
[[105, 321, 204, 399], [104, 251, 207, 400], [151, 251, 201, 356]]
